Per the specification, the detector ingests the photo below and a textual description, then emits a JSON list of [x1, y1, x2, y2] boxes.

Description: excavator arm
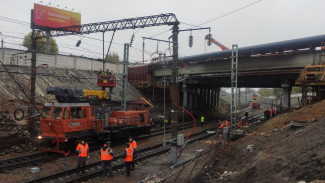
[[205, 34, 229, 51]]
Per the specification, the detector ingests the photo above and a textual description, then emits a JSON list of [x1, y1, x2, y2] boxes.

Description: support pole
[[102, 32, 105, 72], [231, 44, 238, 129], [45, 30, 50, 53], [171, 23, 179, 164], [122, 43, 129, 111], [29, 29, 37, 136]]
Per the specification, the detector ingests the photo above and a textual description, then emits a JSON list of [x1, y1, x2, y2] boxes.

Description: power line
[[149, 0, 263, 38], [197, 0, 263, 26]]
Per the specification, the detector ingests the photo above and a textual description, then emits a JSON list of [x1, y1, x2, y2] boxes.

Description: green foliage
[[291, 87, 302, 94], [259, 88, 282, 99], [23, 32, 58, 54], [105, 52, 120, 63]]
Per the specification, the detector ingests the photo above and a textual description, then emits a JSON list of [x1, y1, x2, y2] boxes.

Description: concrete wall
[[0, 48, 123, 74]]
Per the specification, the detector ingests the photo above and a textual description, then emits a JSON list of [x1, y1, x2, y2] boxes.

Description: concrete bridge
[[147, 34, 325, 109]]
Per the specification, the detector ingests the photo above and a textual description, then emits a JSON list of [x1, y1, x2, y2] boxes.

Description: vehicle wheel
[[14, 109, 24, 121]]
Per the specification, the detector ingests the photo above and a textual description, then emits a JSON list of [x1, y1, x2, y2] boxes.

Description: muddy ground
[[195, 100, 325, 183]]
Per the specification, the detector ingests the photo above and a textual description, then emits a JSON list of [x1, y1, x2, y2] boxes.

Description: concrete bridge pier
[[282, 82, 292, 109], [181, 85, 220, 110]]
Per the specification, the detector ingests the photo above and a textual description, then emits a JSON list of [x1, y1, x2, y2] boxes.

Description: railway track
[[26, 127, 217, 183], [0, 109, 261, 173]]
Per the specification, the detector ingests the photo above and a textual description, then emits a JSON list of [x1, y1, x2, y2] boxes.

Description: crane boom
[[205, 35, 229, 50]]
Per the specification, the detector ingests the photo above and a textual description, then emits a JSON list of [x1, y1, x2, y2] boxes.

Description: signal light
[[206, 33, 212, 46]]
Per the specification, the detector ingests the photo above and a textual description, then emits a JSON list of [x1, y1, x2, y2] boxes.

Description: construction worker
[[264, 108, 270, 120], [129, 137, 137, 170], [224, 120, 230, 127], [244, 112, 249, 126], [200, 116, 205, 127], [106, 69, 111, 75], [238, 120, 243, 128], [100, 141, 114, 177], [272, 108, 276, 117], [124, 143, 134, 176], [218, 120, 224, 129], [164, 117, 168, 125], [76, 140, 89, 174]]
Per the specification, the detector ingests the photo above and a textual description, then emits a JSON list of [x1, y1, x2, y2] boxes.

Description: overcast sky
[[1, 0, 325, 63]]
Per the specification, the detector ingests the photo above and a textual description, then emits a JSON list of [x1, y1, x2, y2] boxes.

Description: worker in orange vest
[[129, 137, 137, 170], [218, 120, 224, 129], [224, 120, 230, 127], [272, 108, 276, 117], [100, 141, 114, 177], [238, 120, 243, 128], [76, 140, 89, 174], [124, 143, 134, 176]]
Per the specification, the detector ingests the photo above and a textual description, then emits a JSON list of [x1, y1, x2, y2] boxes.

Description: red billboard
[[33, 3, 81, 30]]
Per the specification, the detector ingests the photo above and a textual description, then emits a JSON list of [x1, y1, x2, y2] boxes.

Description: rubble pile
[[195, 100, 325, 183], [0, 113, 32, 155]]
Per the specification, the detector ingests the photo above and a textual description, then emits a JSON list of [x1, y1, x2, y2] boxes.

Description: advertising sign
[[33, 3, 81, 31]]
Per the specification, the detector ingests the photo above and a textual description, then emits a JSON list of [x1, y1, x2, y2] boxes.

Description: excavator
[[205, 34, 229, 51]]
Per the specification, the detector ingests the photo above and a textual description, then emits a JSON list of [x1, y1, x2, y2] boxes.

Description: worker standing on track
[[272, 107, 276, 117], [164, 117, 168, 125], [244, 112, 249, 125], [100, 141, 114, 177], [201, 116, 205, 127], [218, 120, 224, 129], [124, 143, 134, 176], [76, 140, 89, 174], [224, 120, 230, 127], [129, 137, 137, 170]]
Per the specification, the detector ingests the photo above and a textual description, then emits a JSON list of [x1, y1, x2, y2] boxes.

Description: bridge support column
[[282, 83, 292, 109], [210, 89, 214, 108], [200, 88, 204, 109], [188, 88, 193, 109], [216, 88, 220, 107], [193, 88, 199, 109], [182, 82, 188, 108], [205, 88, 209, 109]]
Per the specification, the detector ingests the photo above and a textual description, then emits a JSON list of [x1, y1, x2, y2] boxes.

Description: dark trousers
[[125, 161, 132, 176], [201, 122, 204, 127], [131, 161, 135, 170], [102, 160, 112, 175], [76, 157, 86, 173]]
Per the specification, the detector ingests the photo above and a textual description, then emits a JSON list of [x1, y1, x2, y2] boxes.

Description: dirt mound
[[195, 101, 325, 183], [257, 100, 325, 133]]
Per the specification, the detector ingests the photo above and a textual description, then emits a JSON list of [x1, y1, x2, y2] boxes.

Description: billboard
[[33, 3, 81, 31]]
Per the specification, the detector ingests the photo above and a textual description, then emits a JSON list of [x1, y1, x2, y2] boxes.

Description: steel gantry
[[47, 13, 179, 36], [30, 13, 180, 164]]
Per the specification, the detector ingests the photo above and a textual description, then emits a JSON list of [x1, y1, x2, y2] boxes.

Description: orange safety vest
[[130, 141, 137, 149], [238, 120, 243, 128], [224, 120, 230, 127], [124, 147, 134, 162], [101, 146, 113, 161], [76, 143, 89, 157], [218, 121, 224, 129]]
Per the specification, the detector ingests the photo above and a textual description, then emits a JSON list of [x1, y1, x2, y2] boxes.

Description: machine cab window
[[42, 107, 51, 119], [70, 107, 82, 119], [52, 108, 62, 120]]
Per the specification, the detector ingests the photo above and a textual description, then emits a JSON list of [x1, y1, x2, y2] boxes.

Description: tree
[[105, 52, 120, 63], [259, 88, 282, 99], [23, 32, 58, 54]]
